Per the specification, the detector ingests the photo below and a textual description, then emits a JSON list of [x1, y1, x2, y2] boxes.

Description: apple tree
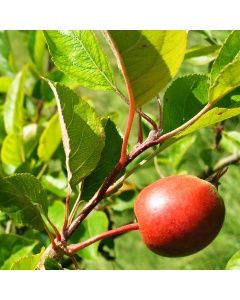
[[0, 30, 240, 270]]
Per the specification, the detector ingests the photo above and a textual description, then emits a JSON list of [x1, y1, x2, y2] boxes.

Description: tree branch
[[199, 152, 240, 179], [67, 223, 139, 253]]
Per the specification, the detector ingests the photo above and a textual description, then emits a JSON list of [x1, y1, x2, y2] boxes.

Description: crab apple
[[134, 174, 225, 257]]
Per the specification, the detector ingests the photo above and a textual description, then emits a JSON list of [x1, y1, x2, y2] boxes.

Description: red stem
[[138, 109, 158, 131], [43, 224, 57, 250], [68, 223, 139, 253], [106, 31, 136, 166], [126, 102, 213, 164], [47, 219, 61, 242], [120, 98, 135, 165]]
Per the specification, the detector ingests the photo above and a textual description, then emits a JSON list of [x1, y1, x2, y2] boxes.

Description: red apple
[[134, 174, 225, 257]]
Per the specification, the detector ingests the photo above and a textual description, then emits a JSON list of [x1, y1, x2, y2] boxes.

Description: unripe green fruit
[[134, 175, 225, 257]]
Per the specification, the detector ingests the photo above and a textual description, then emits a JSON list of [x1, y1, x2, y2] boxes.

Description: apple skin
[[134, 175, 225, 257]]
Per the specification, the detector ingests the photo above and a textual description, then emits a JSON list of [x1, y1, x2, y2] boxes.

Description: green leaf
[[162, 74, 209, 134], [220, 131, 240, 153], [208, 31, 240, 104], [226, 250, 240, 270], [1, 124, 43, 167], [23, 123, 44, 158], [69, 210, 108, 260], [0, 233, 37, 270], [28, 30, 48, 73], [107, 30, 187, 107], [0, 76, 13, 92], [11, 247, 45, 270], [43, 30, 115, 91], [209, 58, 240, 103], [210, 31, 240, 85], [47, 81, 105, 189], [0, 107, 7, 145], [7, 31, 31, 72], [185, 45, 220, 60], [112, 188, 137, 211], [0, 211, 8, 223], [160, 105, 240, 151], [81, 118, 123, 200], [4, 66, 27, 135], [184, 44, 220, 65], [200, 148, 221, 169], [41, 171, 68, 198], [44, 257, 63, 270], [37, 113, 62, 162], [169, 135, 197, 170], [0, 173, 49, 230], [1, 133, 23, 166], [45, 200, 65, 234], [0, 30, 14, 76]]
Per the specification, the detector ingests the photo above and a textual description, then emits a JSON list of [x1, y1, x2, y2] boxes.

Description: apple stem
[[206, 167, 229, 190], [67, 222, 140, 253]]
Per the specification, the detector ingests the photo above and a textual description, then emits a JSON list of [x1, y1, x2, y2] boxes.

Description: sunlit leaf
[[220, 131, 240, 153], [226, 249, 240, 270], [1, 133, 23, 167], [4, 66, 27, 135], [41, 172, 68, 198], [210, 30, 240, 85], [107, 30, 187, 107], [47, 81, 105, 189], [24, 123, 43, 158], [37, 113, 61, 162], [0, 30, 14, 76], [160, 105, 240, 151], [184, 44, 220, 65], [43, 30, 115, 91], [11, 247, 45, 270], [185, 44, 220, 60], [209, 59, 240, 103], [169, 135, 197, 170], [45, 200, 65, 234], [6, 31, 31, 72], [28, 30, 48, 73], [1, 124, 43, 167], [0, 76, 13, 92]]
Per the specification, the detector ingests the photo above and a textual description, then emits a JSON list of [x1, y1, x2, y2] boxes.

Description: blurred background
[[0, 30, 239, 269]]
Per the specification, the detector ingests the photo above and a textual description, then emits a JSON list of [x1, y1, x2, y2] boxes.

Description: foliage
[[0, 30, 240, 270]]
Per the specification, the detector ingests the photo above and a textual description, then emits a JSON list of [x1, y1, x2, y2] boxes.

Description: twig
[[213, 153, 240, 171], [63, 32, 136, 238], [199, 152, 240, 179], [68, 223, 139, 253], [36, 163, 48, 179], [106, 102, 215, 194]]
